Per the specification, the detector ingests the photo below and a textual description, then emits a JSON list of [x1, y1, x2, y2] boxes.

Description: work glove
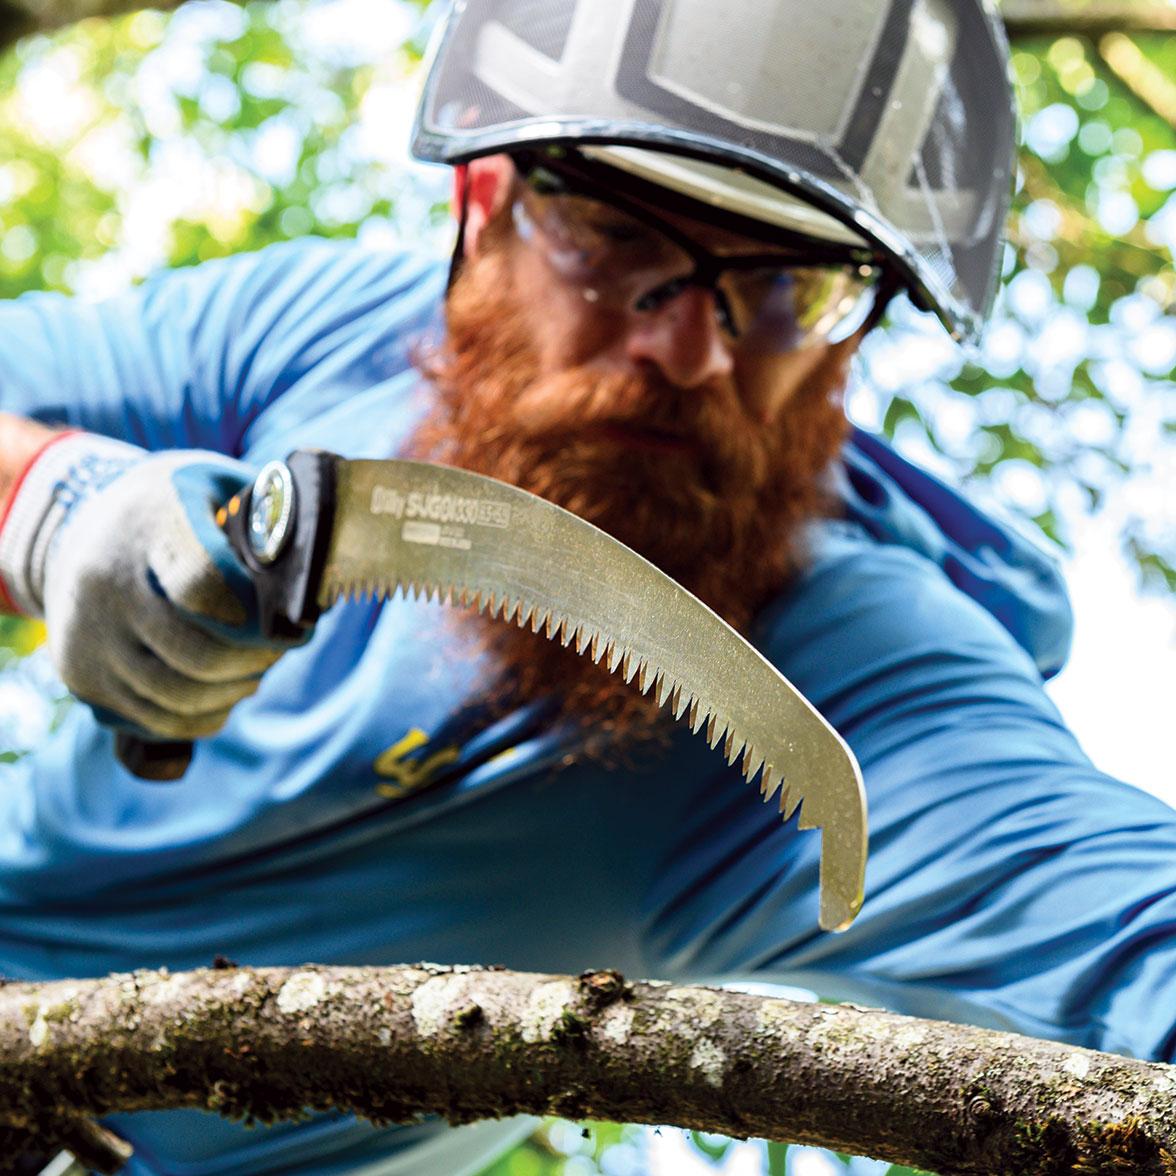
[[0, 434, 299, 739]]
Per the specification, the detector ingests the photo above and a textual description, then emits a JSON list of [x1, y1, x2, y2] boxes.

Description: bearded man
[[2, 2, 1175, 1174]]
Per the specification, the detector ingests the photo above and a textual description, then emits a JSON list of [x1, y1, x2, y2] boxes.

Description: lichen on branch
[[2, 963, 1175, 1174]]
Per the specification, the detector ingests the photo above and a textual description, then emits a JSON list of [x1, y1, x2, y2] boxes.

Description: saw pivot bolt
[[247, 461, 296, 566]]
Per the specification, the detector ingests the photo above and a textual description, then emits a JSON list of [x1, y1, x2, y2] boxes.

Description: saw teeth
[[723, 730, 742, 765], [742, 748, 764, 783], [621, 650, 637, 682], [574, 625, 591, 655], [778, 785, 800, 820], [705, 714, 721, 748], [686, 700, 705, 738], [334, 572, 816, 842], [760, 769, 781, 802]]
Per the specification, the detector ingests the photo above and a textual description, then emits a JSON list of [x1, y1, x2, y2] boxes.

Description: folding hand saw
[[117, 450, 867, 931]]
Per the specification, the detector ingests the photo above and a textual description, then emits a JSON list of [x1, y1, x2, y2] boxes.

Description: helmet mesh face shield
[[412, 0, 1017, 345]]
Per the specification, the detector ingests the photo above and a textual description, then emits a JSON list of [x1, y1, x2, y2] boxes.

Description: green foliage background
[[0, 1, 1172, 1172]]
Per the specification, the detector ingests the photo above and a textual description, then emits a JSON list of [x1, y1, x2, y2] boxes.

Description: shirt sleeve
[[640, 521, 1176, 1062], [0, 239, 443, 454]]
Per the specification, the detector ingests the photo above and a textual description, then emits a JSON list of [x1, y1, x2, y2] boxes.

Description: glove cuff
[[0, 432, 143, 616]]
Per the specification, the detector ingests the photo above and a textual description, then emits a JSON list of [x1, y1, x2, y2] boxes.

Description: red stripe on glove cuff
[[0, 429, 83, 615]]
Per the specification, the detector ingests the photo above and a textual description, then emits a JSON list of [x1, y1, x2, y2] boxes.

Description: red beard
[[410, 233, 852, 747]]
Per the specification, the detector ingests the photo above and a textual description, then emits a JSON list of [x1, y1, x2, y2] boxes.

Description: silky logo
[[374, 727, 460, 798], [370, 485, 510, 529]]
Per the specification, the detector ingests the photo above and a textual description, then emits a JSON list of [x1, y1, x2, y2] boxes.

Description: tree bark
[[2, 963, 1175, 1175], [4, 0, 1176, 53], [1002, 1, 1176, 40], [0, 0, 188, 48]]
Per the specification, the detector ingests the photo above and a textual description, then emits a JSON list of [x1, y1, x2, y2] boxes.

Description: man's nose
[[625, 283, 734, 388]]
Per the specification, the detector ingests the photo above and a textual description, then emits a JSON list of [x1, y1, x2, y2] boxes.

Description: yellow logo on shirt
[[373, 727, 460, 798]]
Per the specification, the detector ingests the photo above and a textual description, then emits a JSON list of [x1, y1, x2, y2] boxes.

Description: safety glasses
[[510, 157, 889, 354]]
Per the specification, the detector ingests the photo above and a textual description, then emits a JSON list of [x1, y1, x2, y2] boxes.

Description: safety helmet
[[410, 0, 1017, 347]]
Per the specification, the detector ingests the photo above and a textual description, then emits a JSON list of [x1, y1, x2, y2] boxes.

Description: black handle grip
[[115, 449, 337, 781], [115, 732, 194, 781]]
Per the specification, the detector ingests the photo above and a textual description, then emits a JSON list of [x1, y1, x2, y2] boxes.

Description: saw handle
[[115, 449, 337, 781]]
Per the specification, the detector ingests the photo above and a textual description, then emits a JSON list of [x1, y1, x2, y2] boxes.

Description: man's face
[[464, 155, 848, 433], [411, 154, 862, 735]]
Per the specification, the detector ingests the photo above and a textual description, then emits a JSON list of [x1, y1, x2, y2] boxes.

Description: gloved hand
[[0, 434, 300, 739]]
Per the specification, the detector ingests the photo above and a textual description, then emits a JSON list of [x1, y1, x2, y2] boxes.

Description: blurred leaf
[[690, 1130, 734, 1163], [765, 1140, 789, 1175], [0, 616, 43, 655]]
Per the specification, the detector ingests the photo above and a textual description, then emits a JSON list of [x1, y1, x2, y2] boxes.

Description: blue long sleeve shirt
[[1, 239, 1173, 1176]]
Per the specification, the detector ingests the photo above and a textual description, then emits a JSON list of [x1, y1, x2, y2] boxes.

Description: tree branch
[[0, 0, 211, 49], [2, 0, 182, 34], [1097, 31, 1176, 129], [4, 0, 1176, 50], [1002, 1, 1176, 40], [3, 964, 1176, 1175]]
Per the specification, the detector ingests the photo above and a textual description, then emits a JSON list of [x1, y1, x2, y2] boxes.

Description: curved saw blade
[[321, 458, 867, 931]]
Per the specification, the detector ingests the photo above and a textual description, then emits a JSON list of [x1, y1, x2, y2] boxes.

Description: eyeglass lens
[[513, 186, 879, 352]]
